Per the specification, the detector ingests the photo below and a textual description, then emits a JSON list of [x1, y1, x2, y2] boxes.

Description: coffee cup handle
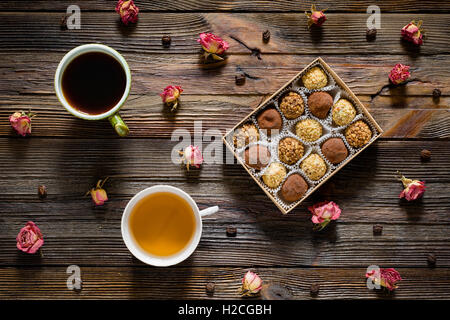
[[200, 206, 219, 217], [109, 113, 129, 137]]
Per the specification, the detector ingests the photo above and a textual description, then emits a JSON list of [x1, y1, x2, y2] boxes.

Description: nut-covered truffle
[[345, 120, 372, 148], [244, 145, 271, 170], [321, 138, 348, 164], [300, 154, 327, 181], [280, 174, 308, 203], [295, 119, 322, 142], [262, 163, 287, 188], [279, 92, 305, 119], [308, 91, 333, 119], [332, 99, 356, 126], [278, 137, 304, 165], [301, 67, 328, 90], [233, 123, 260, 148], [257, 108, 283, 136]]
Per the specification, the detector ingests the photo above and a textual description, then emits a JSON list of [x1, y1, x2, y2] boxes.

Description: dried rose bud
[[366, 28, 377, 41], [197, 33, 229, 61], [179, 145, 203, 170], [87, 178, 109, 206], [262, 30, 271, 43], [38, 185, 47, 199], [373, 224, 383, 235], [397, 171, 426, 201], [239, 271, 262, 296], [427, 254, 436, 266], [205, 282, 215, 295], [305, 4, 326, 28], [401, 20, 424, 46], [160, 85, 183, 111], [310, 283, 320, 296], [162, 35, 172, 47], [115, 0, 139, 25], [235, 73, 246, 86], [432, 88, 441, 99], [420, 149, 431, 161], [308, 201, 341, 231], [10, 111, 35, 137], [388, 64, 410, 85], [366, 267, 402, 291], [16, 221, 44, 254]]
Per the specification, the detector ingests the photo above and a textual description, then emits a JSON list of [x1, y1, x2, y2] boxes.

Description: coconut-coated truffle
[[257, 108, 283, 136], [308, 91, 333, 119], [280, 92, 305, 119], [233, 123, 260, 148], [301, 67, 328, 90], [332, 99, 356, 126], [295, 119, 322, 142], [321, 138, 348, 164], [280, 174, 308, 203], [300, 154, 327, 181], [345, 120, 372, 148], [278, 137, 304, 165], [244, 145, 271, 170], [262, 163, 287, 188]]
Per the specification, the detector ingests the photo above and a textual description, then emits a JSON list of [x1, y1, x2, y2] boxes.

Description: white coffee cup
[[121, 185, 219, 267]]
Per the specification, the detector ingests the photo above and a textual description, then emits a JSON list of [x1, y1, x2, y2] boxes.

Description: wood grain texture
[[0, 13, 449, 55], [1, 267, 449, 300]]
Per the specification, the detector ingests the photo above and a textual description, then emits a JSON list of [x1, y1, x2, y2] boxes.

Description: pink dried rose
[[179, 145, 203, 170], [87, 178, 109, 206], [16, 221, 44, 254], [9, 111, 35, 137], [115, 0, 139, 25], [366, 267, 402, 291], [239, 271, 262, 296], [397, 172, 425, 201], [160, 85, 183, 111], [305, 4, 327, 28], [389, 64, 410, 85], [308, 201, 341, 231], [401, 20, 424, 46], [197, 33, 229, 61]]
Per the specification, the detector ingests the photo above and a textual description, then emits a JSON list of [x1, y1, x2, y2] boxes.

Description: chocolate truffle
[[280, 174, 308, 203], [257, 108, 283, 136], [278, 137, 304, 165], [244, 145, 271, 170], [301, 67, 328, 90], [300, 154, 327, 181], [233, 123, 260, 148], [262, 163, 287, 188], [332, 99, 356, 126], [295, 119, 322, 142], [321, 138, 348, 164], [308, 91, 333, 119], [279, 92, 305, 119], [345, 121, 372, 148]]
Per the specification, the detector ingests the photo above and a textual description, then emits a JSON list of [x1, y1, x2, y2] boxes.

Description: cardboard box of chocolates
[[223, 58, 383, 214]]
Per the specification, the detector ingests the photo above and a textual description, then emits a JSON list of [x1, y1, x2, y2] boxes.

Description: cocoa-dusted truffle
[[257, 108, 283, 136], [262, 163, 287, 188], [278, 137, 304, 165], [295, 119, 322, 142], [244, 145, 271, 170], [308, 91, 333, 119], [301, 67, 328, 90], [300, 154, 327, 181], [279, 92, 304, 119], [345, 120, 372, 148], [321, 138, 348, 164], [280, 174, 308, 203], [332, 99, 356, 126], [233, 123, 260, 148]]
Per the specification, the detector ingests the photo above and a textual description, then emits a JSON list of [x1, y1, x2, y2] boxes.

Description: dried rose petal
[[179, 145, 203, 170], [397, 172, 425, 201], [366, 267, 402, 291], [305, 4, 326, 28], [401, 20, 424, 46], [389, 64, 410, 85], [160, 85, 183, 111], [16, 221, 44, 254], [197, 33, 229, 61], [87, 178, 109, 206], [239, 271, 262, 296], [308, 201, 341, 231], [10, 111, 34, 137], [115, 0, 139, 25]]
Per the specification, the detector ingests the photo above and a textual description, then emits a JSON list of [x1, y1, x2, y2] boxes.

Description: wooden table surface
[[1, 0, 449, 300]]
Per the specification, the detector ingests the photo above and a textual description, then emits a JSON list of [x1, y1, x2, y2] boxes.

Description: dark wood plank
[[3, 0, 450, 13], [1, 267, 449, 299], [0, 13, 449, 54]]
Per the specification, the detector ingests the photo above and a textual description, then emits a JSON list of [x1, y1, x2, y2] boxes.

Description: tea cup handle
[[200, 206, 219, 217], [109, 113, 129, 137]]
